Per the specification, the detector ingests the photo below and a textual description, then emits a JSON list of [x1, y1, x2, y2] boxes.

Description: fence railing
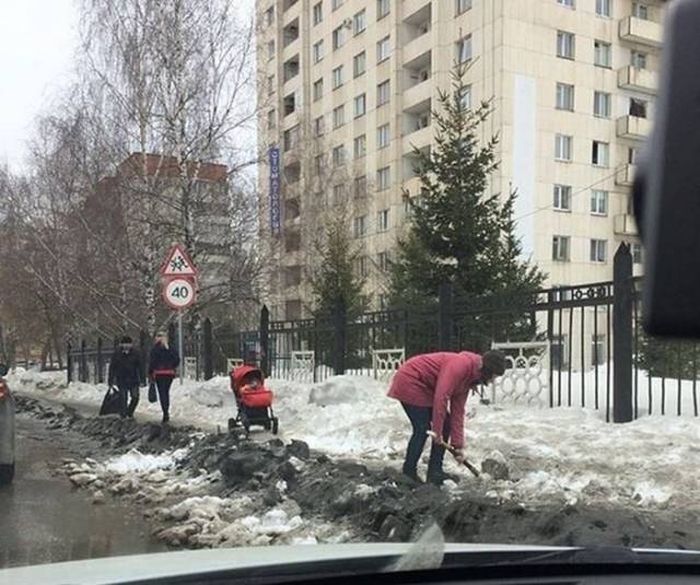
[[66, 244, 700, 420]]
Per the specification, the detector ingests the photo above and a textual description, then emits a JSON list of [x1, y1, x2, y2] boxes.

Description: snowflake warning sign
[[160, 244, 198, 277]]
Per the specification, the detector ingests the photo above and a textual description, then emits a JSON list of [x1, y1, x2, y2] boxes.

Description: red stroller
[[228, 365, 279, 436]]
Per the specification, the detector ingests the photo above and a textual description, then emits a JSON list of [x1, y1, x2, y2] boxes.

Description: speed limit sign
[[163, 277, 196, 310]]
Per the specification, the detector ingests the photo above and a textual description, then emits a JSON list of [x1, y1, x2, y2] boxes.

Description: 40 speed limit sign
[[163, 277, 196, 310]]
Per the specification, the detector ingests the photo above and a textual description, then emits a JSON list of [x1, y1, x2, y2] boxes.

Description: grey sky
[[0, 0, 255, 172]]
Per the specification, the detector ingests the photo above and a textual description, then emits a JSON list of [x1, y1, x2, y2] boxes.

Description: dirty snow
[[104, 448, 188, 474], [12, 369, 700, 513]]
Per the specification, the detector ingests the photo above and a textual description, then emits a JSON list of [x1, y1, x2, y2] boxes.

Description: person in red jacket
[[388, 350, 506, 485]]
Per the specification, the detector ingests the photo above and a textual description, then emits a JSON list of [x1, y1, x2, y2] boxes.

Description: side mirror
[[0, 365, 9, 377], [635, 0, 700, 338]]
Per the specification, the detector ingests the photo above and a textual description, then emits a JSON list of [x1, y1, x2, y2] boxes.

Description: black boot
[[162, 413, 170, 424], [401, 466, 423, 484], [426, 470, 460, 486]]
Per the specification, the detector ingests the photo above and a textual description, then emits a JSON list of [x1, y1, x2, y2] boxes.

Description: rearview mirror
[[634, 0, 700, 338], [0, 365, 9, 377]]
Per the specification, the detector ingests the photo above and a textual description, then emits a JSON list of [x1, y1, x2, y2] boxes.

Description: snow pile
[[104, 448, 188, 474]]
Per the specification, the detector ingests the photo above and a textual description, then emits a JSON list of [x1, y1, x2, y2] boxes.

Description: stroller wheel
[[272, 417, 279, 435], [264, 419, 272, 431], [227, 418, 237, 433]]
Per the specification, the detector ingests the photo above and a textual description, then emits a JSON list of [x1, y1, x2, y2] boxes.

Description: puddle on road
[[0, 415, 166, 568]]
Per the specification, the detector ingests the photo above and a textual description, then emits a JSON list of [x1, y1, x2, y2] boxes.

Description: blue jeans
[[401, 403, 450, 477]]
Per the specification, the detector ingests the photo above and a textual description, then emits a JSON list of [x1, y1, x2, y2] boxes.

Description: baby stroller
[[228, 365, 279, 437]]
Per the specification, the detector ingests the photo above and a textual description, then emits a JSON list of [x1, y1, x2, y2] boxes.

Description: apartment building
[[257, 0, 664, 320]]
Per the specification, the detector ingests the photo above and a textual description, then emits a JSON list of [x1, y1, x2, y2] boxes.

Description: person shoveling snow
[[388, 350, 506, 486]]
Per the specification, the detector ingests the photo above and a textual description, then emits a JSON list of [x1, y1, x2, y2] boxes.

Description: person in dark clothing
[[108, 336, 145, 419], [148, 331, 180, 424]]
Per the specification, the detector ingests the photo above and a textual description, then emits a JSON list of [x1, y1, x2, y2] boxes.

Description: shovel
[[427, 431, 480, 477]]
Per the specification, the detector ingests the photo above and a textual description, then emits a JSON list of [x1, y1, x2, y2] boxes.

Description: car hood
[[2, 543, 700, 585]]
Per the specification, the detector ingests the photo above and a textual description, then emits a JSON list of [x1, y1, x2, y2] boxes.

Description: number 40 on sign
[[163, 277, 196, 310]]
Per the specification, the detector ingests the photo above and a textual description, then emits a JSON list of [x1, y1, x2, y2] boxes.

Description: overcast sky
[[0, 0, 255, 172]]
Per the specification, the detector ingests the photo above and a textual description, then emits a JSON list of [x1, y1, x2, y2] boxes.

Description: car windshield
[[2, 0, 697, 578]]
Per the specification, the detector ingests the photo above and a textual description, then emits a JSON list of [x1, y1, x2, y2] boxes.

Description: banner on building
[[269, 146, 282, 236]]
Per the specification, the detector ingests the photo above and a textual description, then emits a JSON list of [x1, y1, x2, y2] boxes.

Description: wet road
[[0, 413, 164, 568]]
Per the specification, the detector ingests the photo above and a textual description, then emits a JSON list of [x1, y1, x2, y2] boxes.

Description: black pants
[[155, 377, 174, 419], [117, 385, 140, 418], [401, 403, 450, 477]]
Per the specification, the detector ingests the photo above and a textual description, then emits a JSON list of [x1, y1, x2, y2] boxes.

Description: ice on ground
[[105, 448, 188, 475]]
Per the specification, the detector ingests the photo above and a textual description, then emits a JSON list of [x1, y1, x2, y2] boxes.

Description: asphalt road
[[0, 413, 164, 569]]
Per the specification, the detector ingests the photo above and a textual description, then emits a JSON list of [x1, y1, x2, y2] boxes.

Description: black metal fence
[[67, 244, 700, 420]]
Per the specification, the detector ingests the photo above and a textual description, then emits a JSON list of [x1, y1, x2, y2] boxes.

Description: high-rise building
[[257, 0, 664, 320]]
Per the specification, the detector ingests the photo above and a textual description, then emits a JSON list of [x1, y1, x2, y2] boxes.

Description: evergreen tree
[[390, 63, 546, 347]]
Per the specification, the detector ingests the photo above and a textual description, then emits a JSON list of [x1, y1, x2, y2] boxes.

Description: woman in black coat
[[148, 332, 180, 423]]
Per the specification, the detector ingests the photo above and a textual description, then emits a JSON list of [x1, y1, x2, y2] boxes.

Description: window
[[557, 0, 574, 7], [593, 91, 611, 118], [556, 31, 575, 59], [353, 215, 367, 237], [354, 175, 367, 197], [312, 40, 324, 63], [353, 9, 366, 35], [332, 66, 344, 89], [313, 78, 324, 101], [592, 140, 609, 167], [314, 154, 324, 175], [631, 50, 647, 69], [555, 134, 573, 161], [283, 125, 300, 150], [267, 75, 275, 95], [355, 255, 369, 278], [629, 146, 639, 164], [378, 251, 391, 272], [333, 184, 346, 203], [552, 236, 571, 262], [592, 335, 605, 366], [377, 166, 390, 190], [377, 209, 390, 232], [594, 40, 612, 68], [314, 116, 325, 137], [267, 109, 276, 130], [332, 0, 343, 10], [590, 239, 608, 263], [267, 40, 275, 60], [354, 134, 367, 158], [630, 98, 648, 118], [265, 6, 274, 26], [377, 0, 390, 19], [377, 36, 391, 63], [354, 93, 367, 118], [456, 35, 472, 64], [553, 184, 572, 211], [456, 0, 472, 15], [353, 51, 367, 77], [459, 86, 472, 110], [377, 123, 390, 149], [333, 26, 346, 50], [285, 229, 301, 250], [313, 2, 323, 25], [377, 79, 391, 106], [332, 144, 346, 165], [284, 266, 302, 287], [632, 242, 643, 264], [591, 189, 608, 215], [333, 105, 345, 129], [555, 83, 574, 111], [632, 2, 649, 19], [285, 300, 302, 320], [596, 0, 611, 17]]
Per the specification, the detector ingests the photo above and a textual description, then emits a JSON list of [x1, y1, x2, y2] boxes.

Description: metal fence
[[67, 244, 700, 420]]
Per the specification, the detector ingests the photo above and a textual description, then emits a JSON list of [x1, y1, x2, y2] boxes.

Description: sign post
[[160, 245, 198, 385]]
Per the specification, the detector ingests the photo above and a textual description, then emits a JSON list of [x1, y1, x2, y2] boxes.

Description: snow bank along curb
[[18, 395, 700, 551], [13, 370, 700, 517]]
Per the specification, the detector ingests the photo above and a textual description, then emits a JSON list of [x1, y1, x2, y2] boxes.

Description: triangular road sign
[[160, 244, 198, 277]]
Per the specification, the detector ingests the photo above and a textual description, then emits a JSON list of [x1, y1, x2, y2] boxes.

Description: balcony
[[617, 65, 658, 95], [403, 79, 432, 110], [403, 34, 432, 66], [615, 163, 637, 187], [619, 16, 662, 48], [614, 214, 638, 236], [403, 125, 432, 154], [403, 0, 431, 20], [616, 115, 652, 141]]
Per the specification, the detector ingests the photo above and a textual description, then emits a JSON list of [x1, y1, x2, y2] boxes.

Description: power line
[[514, 165, 627, 222]]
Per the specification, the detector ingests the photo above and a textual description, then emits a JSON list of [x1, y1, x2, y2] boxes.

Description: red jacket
[[230, 365, 264, 392], [388, 351, 482, 448]]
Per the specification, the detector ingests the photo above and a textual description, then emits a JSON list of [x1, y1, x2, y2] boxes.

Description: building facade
[[257, 0, 664, 320]]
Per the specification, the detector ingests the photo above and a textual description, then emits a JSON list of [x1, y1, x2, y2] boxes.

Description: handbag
[[148, 381, 158, 403], [99, 386, 122, 416]]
